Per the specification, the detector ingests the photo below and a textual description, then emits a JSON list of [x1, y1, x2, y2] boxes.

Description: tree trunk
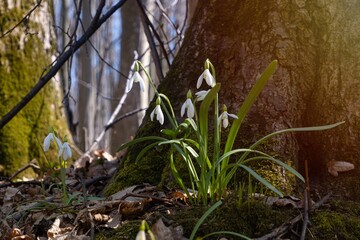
[[110, 0, 141, 154], [77, 0, 95, 151], [105, 0, 360, 200], [0, 0, 68, 177]]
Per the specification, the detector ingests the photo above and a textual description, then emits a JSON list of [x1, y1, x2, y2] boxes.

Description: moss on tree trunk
[[0, 1, 67, 177]]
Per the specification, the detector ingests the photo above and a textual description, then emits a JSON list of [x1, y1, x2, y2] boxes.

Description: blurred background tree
[[0, 0, 67, 177]]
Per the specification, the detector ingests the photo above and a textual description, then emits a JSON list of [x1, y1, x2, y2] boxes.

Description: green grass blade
[[243, 156, 305, 182], [249, 121, 345, 151], [189, 200, 223, 240], [185, 118, 198, 131], [199, 84, 221, 162], [170, 151, 191, 199], [173, 144, 199, 181], [238, 164, 283, 197], [201, 231, 251, 240], [184, 143, 199, 158], [135, 142, 161, 162], [223, 60, 278, 167], [158, 139, 181, 145], [116, 136, 167, 152]]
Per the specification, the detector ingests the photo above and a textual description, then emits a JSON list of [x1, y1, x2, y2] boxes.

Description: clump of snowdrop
[[119, 58, 341, 207], [43, 128, 72, 203]]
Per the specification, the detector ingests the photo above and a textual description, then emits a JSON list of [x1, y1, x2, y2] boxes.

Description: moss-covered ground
[[95, 194, 360, 239]]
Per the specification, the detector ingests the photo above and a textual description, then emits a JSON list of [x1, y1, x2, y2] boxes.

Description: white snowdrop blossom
[[197, 69, 215, 89], [58, 142, 72, 160], [135, 230, 146, 240], [218, 106, 238, 128], [195, 89, 210, 101], [126, 71, 145, 93], [44, 133, 62, 151], [181, 98, 195, 118], [150, 104, 164, 125]]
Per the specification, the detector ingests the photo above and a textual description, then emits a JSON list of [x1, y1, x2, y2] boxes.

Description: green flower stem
[[138, 61, 178, 129], [60, 158, 68, 203]]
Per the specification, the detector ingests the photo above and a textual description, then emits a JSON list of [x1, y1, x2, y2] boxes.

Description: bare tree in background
[[110, 0, 141, 153], [0, 0, 197, 170], [52, 0, 196, 155]]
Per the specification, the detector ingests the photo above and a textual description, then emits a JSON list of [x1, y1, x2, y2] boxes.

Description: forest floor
[[1, 154, 359, 240]]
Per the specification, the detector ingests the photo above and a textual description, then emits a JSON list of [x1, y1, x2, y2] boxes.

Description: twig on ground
[[300, 189, 309, 240], [300, 159, 311, 240], [255, 192, 332, 240], [9, 159, 40, 181], [0, 180, 44, 188]]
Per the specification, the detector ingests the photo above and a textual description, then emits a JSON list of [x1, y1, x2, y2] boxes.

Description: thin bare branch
[[0, 0, 43, 39], [136, 0, 171, 80]]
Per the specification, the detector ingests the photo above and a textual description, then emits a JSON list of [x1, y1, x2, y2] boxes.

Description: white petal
[[204, 69, 215, 87], [156, 105, 164, 125], [180, 101, 186, 117], [62, 142, 72, 160], [135, 230, 146, 240], [133, 72, 140, 82], [150, 108, 156, 121], [218, 116, 222, 126], [187, 100, 195, 118], [125, 78, 134, 93], [58, 146, 63, 158], [43, 133, 53, 151], [227, 113, 238, 119], [138, 76, 145, 92], [196, 72, 204, 89], [55, 136, 62, 149], [195, 90, 210, 101], [223, 117, 229, 128]]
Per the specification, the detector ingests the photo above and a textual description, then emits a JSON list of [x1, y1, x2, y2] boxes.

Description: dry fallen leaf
[[47, 218, 73, 240], [94, 149, 114, 161], [151, 218, 185, 240], [327, 160, 355, 177]]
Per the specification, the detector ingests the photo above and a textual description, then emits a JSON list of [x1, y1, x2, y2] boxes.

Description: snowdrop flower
[[125, 61, 145, 93], [58, 142, 72, 160], [150, 98, 164, 125], [181, 90, 195, 118], [218, 104, 238, 128], [197, 59, 215, 89], [44, 132, 62, 151], [135, 230, 146, 240], [136, 220, 147, 240], [195, 89, 210, 101], [197, 69, 215, 89]]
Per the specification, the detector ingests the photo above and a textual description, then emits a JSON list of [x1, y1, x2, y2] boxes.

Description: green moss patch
[[309, 200, 360, 240]]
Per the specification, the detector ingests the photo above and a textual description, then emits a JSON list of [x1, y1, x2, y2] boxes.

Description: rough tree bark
[[0, 0, 68, 176], [105, 0, 360, 200]]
